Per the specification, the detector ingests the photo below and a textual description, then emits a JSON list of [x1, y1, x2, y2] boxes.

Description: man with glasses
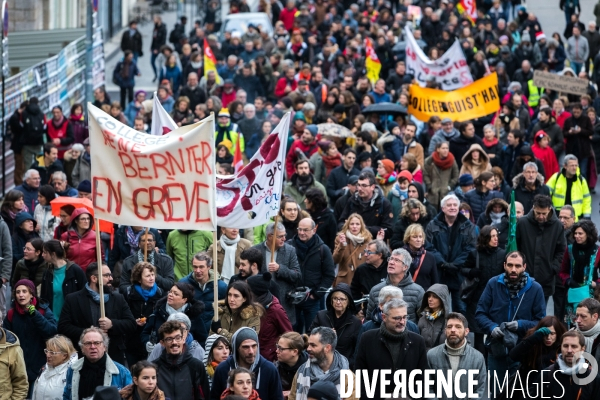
[[355, 298, 428, 400], [252, 222, 301, 325], [119, 231, 175, 293], [428, 117, 460, 155], [574, 298, 600, 365], [516, 194, 566, 303], [288, 218, 335, 333], [154, 321, 210, 400], [230, 247, 281, 300], [350, 239, 389, 301], [366, 248, 424, 323], [58, 262, 136, 365], [63, 327, 132, 400], [338, 171, 394, 240], [15, 169, 41, 212], [513, 161, 550, 214], [554, 204, 576, 323]]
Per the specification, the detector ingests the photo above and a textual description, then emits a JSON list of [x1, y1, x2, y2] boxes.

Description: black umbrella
[[362, 102, 408, 115]]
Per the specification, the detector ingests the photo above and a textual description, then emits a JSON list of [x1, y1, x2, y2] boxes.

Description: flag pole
[[211, 111, 219, 323], [143, 226, 150, 262], [270, 214, 279, 263], [94, 218, 105, 318]]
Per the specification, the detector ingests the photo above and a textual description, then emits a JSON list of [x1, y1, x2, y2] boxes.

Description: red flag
[[151, 93, 177, 135], [234, 136, 243, 173]]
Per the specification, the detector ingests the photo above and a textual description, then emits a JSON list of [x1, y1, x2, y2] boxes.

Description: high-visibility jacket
[[527, 80, 544, 107], [215, 122, 244, 155], [546, 170, 591, 220]]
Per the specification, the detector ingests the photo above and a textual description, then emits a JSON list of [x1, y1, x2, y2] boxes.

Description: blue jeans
[[294, 297, 321, 334], [571, 61, 584, 76], [450, 289, 467, 315], [151, 52, 159, 78], [579, 156, 589, 180]]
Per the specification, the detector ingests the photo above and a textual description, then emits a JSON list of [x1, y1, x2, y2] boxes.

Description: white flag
[[216, 113, 291, 229], [151, 93, 178, 136]]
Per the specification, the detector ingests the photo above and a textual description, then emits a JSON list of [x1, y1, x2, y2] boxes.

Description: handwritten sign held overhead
[[533, 70, 588, 96], [88, 104, 216, 230]]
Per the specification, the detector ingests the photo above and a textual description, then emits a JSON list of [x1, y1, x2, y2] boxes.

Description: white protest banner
[[151, 93, 178, 135], [88, 104, 216, 230], [216, 113, 291, 229], [404, 26, 473, 90]]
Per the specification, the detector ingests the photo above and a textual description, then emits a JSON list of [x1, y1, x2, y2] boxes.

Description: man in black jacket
[[326, 148, 360, 206], [355, 298, 428, 400], [121, 21, 143, 62], [449, 121, 484, 169], [155, 321, 210, 400], [338, 171, 394, 240], [58, 262, 136, 365], [151, 16, 167, 81], [512, 162, 550, 214], [20, 97, 46, 171], [334, 175, 358, 221], [350, 239, 389, 301], [179, 73, 206, 110], [288, 218, 335, 333]]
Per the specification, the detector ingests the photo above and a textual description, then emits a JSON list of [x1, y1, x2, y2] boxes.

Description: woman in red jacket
[[47, 106, 74, 159], [531, 131, 559, 183], [60, 208, 103, 272]]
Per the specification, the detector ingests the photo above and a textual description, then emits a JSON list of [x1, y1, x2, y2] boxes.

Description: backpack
[[22, 108, 46, 145]]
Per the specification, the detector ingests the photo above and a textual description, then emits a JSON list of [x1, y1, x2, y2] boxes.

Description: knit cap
[[234, 327, 259, 350], [379, 159, 395, 174], [306, 125, 319, 137], [77, 180, 92, 193], [14, 279, 36, 296], [247, 272, 272, 297], [307, 381, 339, 400], [397, 169, 413, 182]]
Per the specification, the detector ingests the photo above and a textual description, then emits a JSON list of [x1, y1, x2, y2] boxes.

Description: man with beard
[[63, 327, 131, 400], [284, 160, 327, 209], [154, 321, 210, 400], [355, 299, 427, 400], [400, 122, 425, 167], [516, 194, 566, 305], [58, 262, 136, 365], [290, 327, 358, 400], [285, 125, 319, 179], [326, 149, 360, 206], [475, 251, 545, 387], [426, 313, 487, 400], [230, 248, 280, 299], [339, 171, 394, 240]]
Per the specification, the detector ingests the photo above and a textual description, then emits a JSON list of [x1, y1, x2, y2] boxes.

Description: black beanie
[[307, 381, 339, 400], [247, 272, 271, 297]]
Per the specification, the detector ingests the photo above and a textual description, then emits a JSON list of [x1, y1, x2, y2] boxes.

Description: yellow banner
[[408, 73, 500, 122]]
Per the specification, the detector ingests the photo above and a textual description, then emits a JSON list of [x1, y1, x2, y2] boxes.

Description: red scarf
[[432, 151, 455, 170], [483, 137, 499, 148], [15, 297, 44, 315], [220, 388, 261, 400], [322, 153, 342, 177]]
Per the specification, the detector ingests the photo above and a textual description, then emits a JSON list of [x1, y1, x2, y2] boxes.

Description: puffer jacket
[[61, 208, 104, 271], [287, 234, 335, 299], [512, 172, 551, 214], [0, 329, 28, 400], [308, 283, 363, 368], [423, 154, 460, 209], [463, 188, 504, 221], [259, 295, 293, 362], [212, 301, 264, 343], [417, 283, 451, 352], [367, 272, 425, 323], [34, 204, 59, 241], [425, 212, 477, 290], [32, 354, 77, 400]]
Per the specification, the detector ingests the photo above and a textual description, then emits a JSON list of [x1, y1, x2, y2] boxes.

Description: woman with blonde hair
[[333, 213, 380, 286], [402, 224, 438, 290], [32, 335, 77, 400], [274, 332, 309, 393]]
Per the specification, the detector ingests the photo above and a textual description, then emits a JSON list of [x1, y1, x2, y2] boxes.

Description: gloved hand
[[442, 263, 459, 274], [533, 327, 552, 339], [26, 304, 36, 315], [468, 268, 481, 279], [211, 320, 222, 333], [491, 326, 504, 338], [146, 342, 156, 354], [567, 279, 581, 289], [505, 321, 519, 331]]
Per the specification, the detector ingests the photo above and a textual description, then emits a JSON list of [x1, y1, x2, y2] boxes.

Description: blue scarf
[[134, 283, 158, 301], [85, 283, 109, 304]]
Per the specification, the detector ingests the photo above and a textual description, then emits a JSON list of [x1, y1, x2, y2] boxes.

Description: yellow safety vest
[[547, 171, 592, 220], [527, 80, 544, 107]]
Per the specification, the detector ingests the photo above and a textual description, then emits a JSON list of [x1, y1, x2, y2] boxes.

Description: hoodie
[[209, 327, 284, 400], [417, 283, 451, 351]]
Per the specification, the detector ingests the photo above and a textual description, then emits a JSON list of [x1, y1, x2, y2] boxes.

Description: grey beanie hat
[[234, 327, 259, 349], [167, 312, 192, 330]]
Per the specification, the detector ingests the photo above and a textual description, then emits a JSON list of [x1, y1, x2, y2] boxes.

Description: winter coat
[[0, 329, 28, 400], [531, 143, 559, 183], [310, 208, 337, 250], [11, 219, 40, 267], [390, 215, 431, 250], [34, 204, 59, 241], [121, 29, 143, 54], [428, 127, 460, 155], [159, 64, 183, 94], [531, 118, 564, 159], [450, 134, 485, 170], [332, 232, 372, 287], [354, 328, 428, 400], [405, 248, 439, 291], [459, 144, 492, 179], [46, 118, 74, 159], [63, 355, 132, 400], [212, 301, 263, 343], [30, 155, 64, 185], [71, 152, 90, 187], [179, 85, 207, 110], [350, 258, 388, 301], [11, 257, 47, 292], [254, 241, 301, 325], [32, 355, 75, 400], [275, 352, 308, 392], [287, 235, 335, 299], [15, 181, 40, 212], [21, 102, 46, 146], [463, 188, 504, 222], [154, 348, 210, 400], [113, 60, 140, 88], [338, 187, 394, 240], [109, 226, 166, 269], [3, 302, 57, 382], [180, 269, 228, 331], [512, 172, 551, 214], [233, 74, 264, 103], [58, 288, 136, 364], [564, 113, 594, 159], [61, 210, 103, 271], [283, 179, 327, 210], [425, 212, 477, 290], [309, 283, 363, 367], [120, 253, 175, 293], [426, 343, 488, 400], [367, 273, 425, 323], [423, 155, 459, 209], [475, 273, 546, 342], [377, 133, 402, 163], [40, 261, 86, 311], [207, 237, 253, 278], [124, 284, 164, 358], [416, 283, 451, 352], [326, 165, 361, 206], [516, 208, 567, 297], [510, 147, 547, 181], [141, 297, 208, 350], [259, 296, 293, 362]]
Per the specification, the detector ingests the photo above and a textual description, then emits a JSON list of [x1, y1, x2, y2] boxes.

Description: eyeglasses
[[276, 234, 286, 239], [82, 341, 104, 348], [297, 228, 312, 232], [276, 345, 292, 351], [385, 315, 408, 321], [162, 335, 183, 344], [387, 257, 404, 264], [44, 349, 65, 356], [363, 250, 376, 255], [356, 183, 372, 188], [331, 297, 348, 303], [102, 273, 113, 278]]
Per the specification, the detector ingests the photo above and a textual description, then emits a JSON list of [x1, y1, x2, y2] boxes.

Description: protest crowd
[[4, 0, 600, 399]]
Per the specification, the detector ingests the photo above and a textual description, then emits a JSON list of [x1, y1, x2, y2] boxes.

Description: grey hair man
[[367, 248, 424, 323], [15, 168, 41, 212], [547, 154, 591, 220], [350, 239, 390, 300], [355, 298, 428, 400], [251, 221, 301, 324], [52, 171, 78, 197], [513, 160, 550, 214], [238, 103, 262, 143]]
